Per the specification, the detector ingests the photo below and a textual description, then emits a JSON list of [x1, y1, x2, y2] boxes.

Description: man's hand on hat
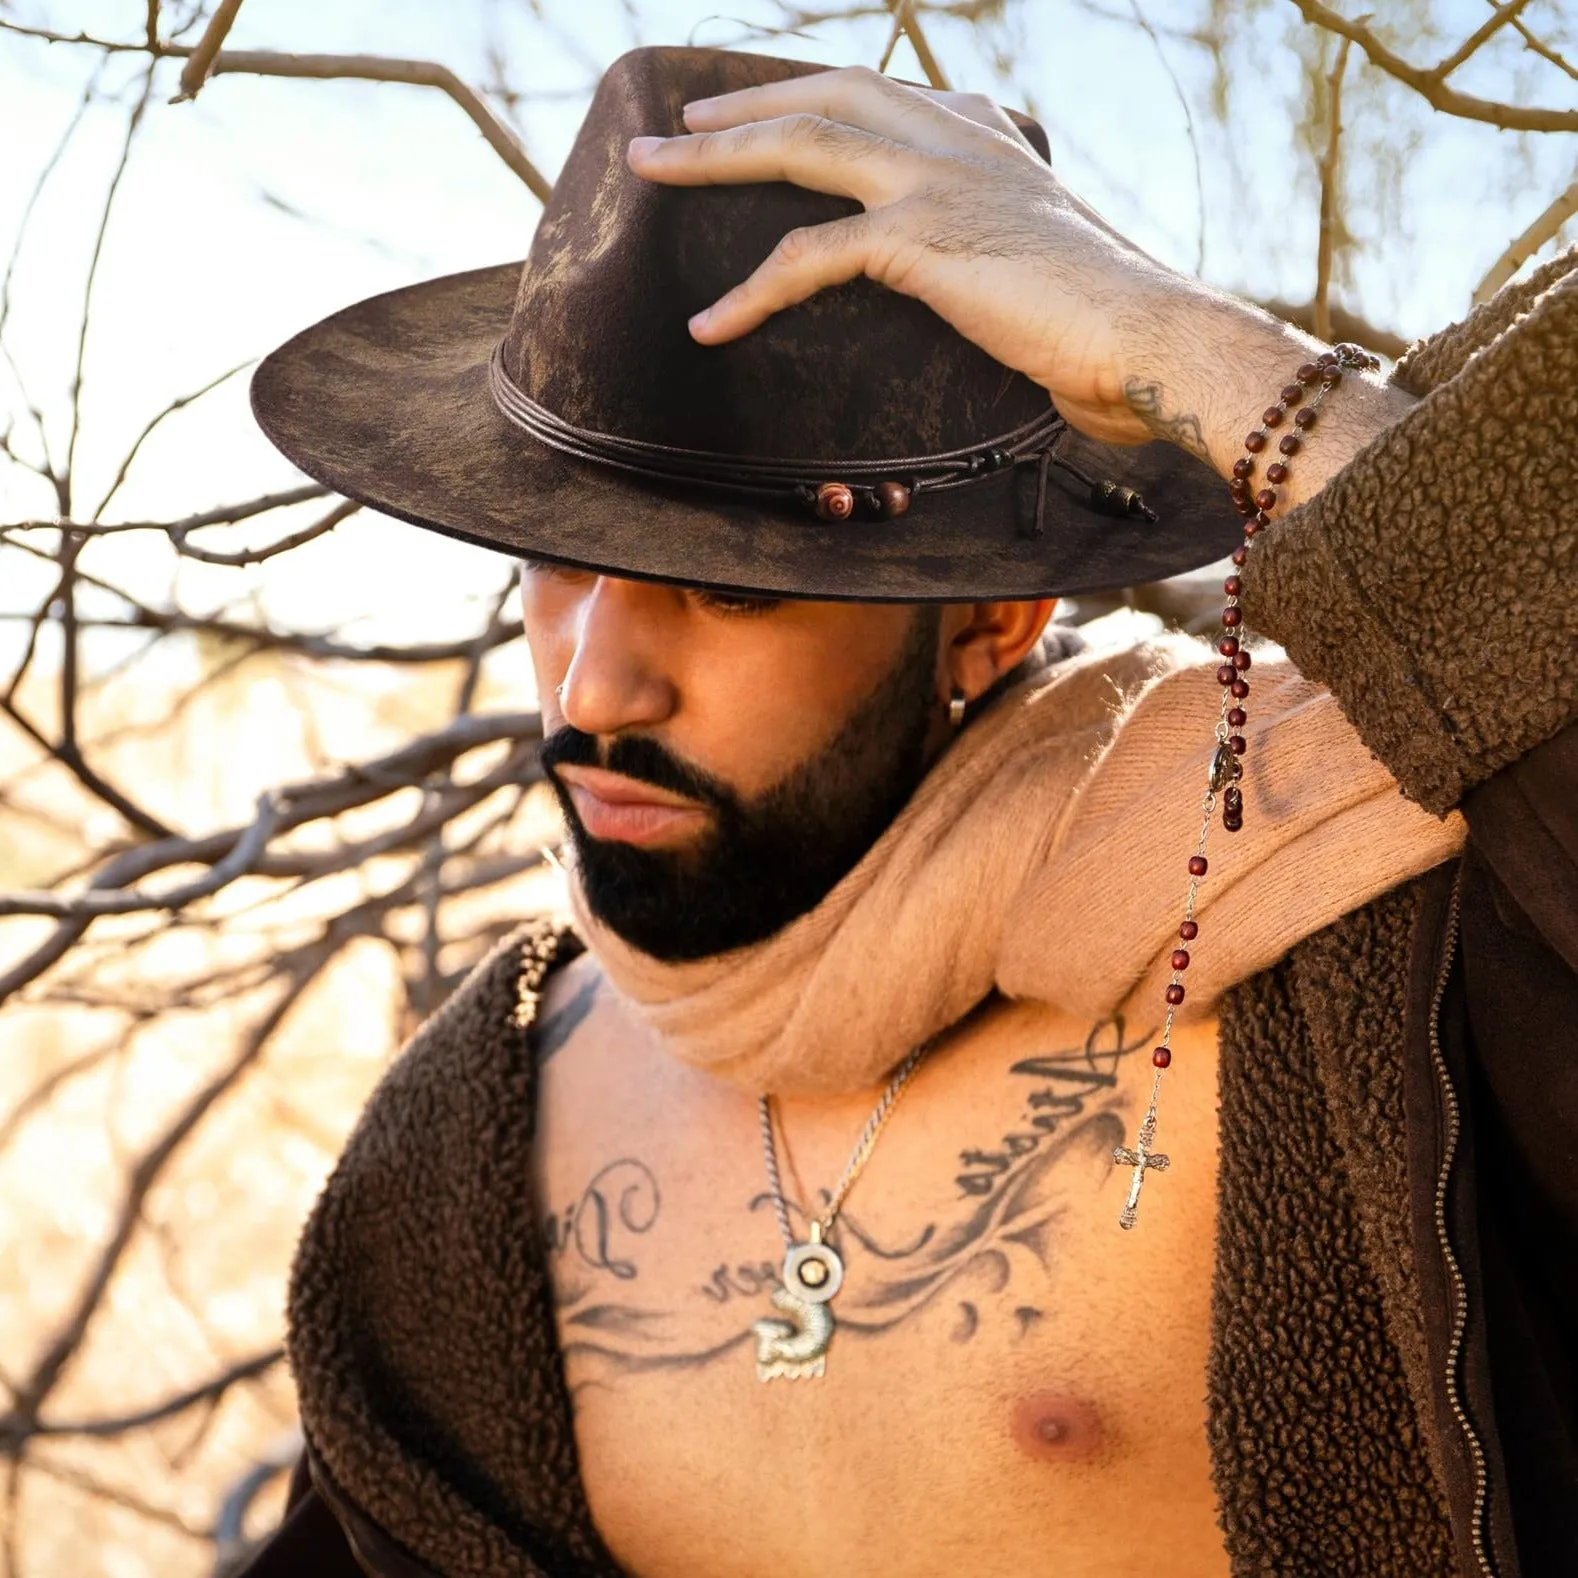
[[628, 66, 1410, 507]]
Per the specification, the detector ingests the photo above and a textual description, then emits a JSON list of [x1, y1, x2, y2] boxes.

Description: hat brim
[[251, 262, 1240, 603]]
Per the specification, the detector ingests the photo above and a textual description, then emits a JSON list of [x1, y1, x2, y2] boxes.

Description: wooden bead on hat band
[[1110, 341, 1382, 1232], [488, 342, 1157, 535]]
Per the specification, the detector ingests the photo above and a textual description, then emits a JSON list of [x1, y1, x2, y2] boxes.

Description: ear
[[940, 599, 1058, 703]]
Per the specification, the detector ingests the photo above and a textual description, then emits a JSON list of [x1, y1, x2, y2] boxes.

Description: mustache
[[539, 726, 738, 814]]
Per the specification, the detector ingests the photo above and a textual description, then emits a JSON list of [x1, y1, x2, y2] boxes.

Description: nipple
[[1010, 1391, 1105, 1464]]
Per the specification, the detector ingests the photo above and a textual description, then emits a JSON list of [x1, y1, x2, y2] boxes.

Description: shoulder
[[317, 920, 580, 1197], [534, 945, 605, 1066]]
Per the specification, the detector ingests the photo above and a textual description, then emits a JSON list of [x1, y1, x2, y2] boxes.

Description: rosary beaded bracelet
[[1111, 340, 1382, 1230]]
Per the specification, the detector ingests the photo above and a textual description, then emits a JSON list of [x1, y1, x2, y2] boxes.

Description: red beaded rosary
[[1111, 340, 1381, 1230]]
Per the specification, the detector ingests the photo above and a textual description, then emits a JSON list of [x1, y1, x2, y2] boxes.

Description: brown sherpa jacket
[[239, 252, 1578, 1578]]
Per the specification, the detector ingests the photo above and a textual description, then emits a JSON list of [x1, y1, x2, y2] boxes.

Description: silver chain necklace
[[752, 1038, 934, 1381]]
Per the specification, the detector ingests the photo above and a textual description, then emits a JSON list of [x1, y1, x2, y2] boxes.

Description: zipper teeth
[[1427, 875, 1495, 1578]]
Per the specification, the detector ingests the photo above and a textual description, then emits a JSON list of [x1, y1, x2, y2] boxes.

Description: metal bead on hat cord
[[1111, 342, 1381, 1232]]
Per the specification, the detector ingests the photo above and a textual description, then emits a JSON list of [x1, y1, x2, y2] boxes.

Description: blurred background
[[1, 0, 1574, 1571]]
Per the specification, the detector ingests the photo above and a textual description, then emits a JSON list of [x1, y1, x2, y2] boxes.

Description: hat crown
[[503, 47, 1051, 461]]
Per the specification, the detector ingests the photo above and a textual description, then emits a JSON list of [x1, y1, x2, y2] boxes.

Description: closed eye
[[692, 587, 784, 617]]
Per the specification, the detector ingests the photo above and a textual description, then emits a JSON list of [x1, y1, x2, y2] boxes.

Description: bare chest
[[530, 960, 1226, 1578]]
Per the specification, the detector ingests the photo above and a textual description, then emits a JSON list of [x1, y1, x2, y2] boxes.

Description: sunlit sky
[[1, 0, 1573, 669]]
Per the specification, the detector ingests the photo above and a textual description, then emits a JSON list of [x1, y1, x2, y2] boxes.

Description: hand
[[628, 67, 1414, 503], [626, 66, 1191, 448]]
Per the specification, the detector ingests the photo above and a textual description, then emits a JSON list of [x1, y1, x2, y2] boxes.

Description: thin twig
[[877, 5, 906, 72], [64, 67, 156, 507], [8, 1350, 283, 1443], [0, 712, 539, 941], [1, 945, 338, 1426], [886, 0, 951, 89], [0, 24, 552, 201], [0, 692, 175, 840], [1125, 0, 1206, 275], [89, 359, 254, 522], [170, 497, 359, 566], [172, 0, 246, 102], [0, 1043, 120, 1154], [1288, 0, 1578, 133], [1473, 176, 1578, 303], [15, 482, 330, 536], [1429, 0, 1534, 81], [22, 1457, 206, 1539], [1314, 36, 1353, 344], [1504, 6, 1578, 82]]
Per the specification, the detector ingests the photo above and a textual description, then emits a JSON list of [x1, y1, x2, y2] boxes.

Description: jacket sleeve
[[231, 1452, 369, 1578], [1241, 246, 1578, 818]]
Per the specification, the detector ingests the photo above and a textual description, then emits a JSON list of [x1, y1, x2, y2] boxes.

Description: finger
[[687, 211, 881, 344], [682, 65, 1016, 159], [929, 89, 1035, 152], [627, 113, 914, 206]]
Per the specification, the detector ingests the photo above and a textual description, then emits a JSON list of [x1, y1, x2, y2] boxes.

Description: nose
[[556, 577, 680, 737]]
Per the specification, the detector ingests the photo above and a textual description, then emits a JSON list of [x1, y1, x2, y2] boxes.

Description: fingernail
[[688, 307, 713, 334], [683, 95, 717, 110], [628, 135, 661, 159]]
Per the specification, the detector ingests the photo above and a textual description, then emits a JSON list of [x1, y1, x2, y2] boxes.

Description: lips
[[553, 764, 710, 848]]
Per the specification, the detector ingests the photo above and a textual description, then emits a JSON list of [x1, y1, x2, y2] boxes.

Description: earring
[[948, 687, 967, 730]]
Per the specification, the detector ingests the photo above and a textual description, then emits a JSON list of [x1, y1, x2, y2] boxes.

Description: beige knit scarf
[[570, 637, 1466, 1096]]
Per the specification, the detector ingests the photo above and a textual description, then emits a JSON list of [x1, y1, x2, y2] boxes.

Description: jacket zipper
[[1427, 874, 1495, 1578]]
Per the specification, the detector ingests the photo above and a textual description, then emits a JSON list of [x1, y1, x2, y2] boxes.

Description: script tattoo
[[955, 1015, 1153, 1198], [1122, 376, 1209, 464], [548, 1016, 1151, 1393], [543, 1158, 661, 1281]]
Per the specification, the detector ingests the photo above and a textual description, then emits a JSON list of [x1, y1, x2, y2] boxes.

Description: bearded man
[[240, 47, 1575, 1578]]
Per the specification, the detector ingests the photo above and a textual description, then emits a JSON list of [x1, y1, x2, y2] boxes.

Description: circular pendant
[[783, 1239, 844, 1304]]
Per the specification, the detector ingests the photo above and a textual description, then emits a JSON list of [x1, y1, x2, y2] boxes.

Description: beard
[[540, 609, 942, 962]]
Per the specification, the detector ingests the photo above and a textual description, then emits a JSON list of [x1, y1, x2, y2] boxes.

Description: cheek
[[682, 616, 916, 795], [520, 583, 578, 704]]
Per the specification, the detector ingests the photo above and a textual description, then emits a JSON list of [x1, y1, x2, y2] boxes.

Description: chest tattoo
[[543, 1016, 1152, 1392]]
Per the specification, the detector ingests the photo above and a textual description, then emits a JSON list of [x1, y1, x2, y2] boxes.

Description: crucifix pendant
[[752, 1222, 843, 1381], [1111, 1107, 1170, 1230]]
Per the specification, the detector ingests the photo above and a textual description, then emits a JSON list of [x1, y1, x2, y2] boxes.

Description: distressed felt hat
[[251, 45, 1238, 602]]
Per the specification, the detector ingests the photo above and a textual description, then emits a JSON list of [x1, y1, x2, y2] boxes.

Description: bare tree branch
[[1430, 0, 1534, 81], [1314, 36, 1353, 344], [0, 24, 553, 202], [1474, 176, 1578, 303], [2, 941, 340, 1428], [6, 1350, 283, 1445], [172, 0, 247, 102], [12, 483, 330, 537], [21, 1456, 207, 1539], [90, 359, 254, 523], [171, 497, 360, 566], [1288, 0, 1578, 133], [1503, 3, 1578, 82], [886, 0, 951, 89]]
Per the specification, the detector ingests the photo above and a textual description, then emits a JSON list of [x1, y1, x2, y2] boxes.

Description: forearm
[[1238, 258, 1578, 814], [1116, 284, 1417, 510]]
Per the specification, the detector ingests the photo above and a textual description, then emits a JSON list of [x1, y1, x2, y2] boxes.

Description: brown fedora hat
[[251, 46, 1238, 602]]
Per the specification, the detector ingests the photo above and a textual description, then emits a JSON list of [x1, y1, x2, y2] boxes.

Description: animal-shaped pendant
[[752, 1228, 844, 1382]]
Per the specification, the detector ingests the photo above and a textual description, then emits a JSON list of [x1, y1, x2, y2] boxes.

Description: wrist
[[1118, 286, 1311, 479]]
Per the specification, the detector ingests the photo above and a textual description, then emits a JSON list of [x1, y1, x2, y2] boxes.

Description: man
[[243, 47, 1574, 1578]]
